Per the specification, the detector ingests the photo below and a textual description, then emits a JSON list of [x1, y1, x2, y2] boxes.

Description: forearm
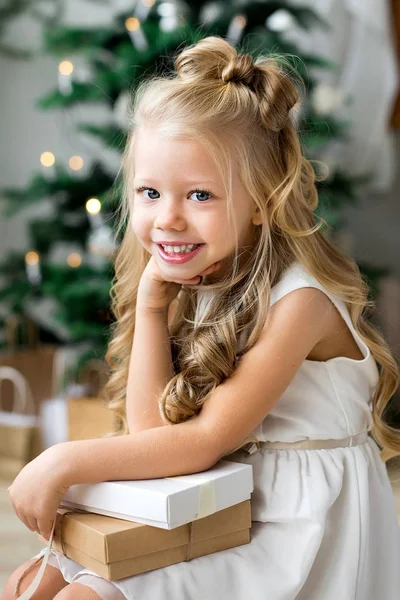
[[127, 306, 174, 432], [58, 418, 217, 487]]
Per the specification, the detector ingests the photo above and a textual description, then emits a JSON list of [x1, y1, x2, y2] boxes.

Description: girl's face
[[131, 127, 260, 283]]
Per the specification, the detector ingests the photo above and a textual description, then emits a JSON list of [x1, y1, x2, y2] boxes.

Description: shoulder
[[269, 260, 336, 330], [263, 286, 335, 360], [197, 286, 336, 458], [269, 284, 335, 328]]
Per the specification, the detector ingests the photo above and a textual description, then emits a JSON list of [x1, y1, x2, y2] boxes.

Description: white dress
[[32, 259, 400, 599]]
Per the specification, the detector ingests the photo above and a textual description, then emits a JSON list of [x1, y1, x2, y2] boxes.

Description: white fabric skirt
[[32, 436, 400, 600]]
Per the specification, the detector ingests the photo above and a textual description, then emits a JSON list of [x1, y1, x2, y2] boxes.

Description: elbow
[[172, 419, 221, 473], [198, 447, 220, 472], [201, 427, 248, 467], [194, 427, 225, 471]]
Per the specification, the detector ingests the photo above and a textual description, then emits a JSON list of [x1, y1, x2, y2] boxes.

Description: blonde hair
[[102, 35, 400, 463]]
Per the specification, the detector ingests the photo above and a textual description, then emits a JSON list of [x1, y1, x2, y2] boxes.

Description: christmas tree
[[0, 0, 387, 380]]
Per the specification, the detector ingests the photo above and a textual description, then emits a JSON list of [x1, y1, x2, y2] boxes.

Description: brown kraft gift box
[[39, 500, 252, 580]]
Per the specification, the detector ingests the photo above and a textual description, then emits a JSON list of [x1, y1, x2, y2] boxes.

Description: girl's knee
[[53, 580, 125, 600], [1, 556, 68, 600], [53, 582, 103, 599]]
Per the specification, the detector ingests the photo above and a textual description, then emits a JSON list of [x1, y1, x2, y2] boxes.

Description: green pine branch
[[1, 163, 117, 218]]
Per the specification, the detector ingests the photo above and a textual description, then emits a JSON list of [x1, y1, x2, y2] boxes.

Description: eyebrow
[[133, 178, 219, 186]]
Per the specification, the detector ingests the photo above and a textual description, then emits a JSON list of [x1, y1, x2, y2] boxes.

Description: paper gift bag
[[39, 394, 119, 449], [0, 366, 43, 479], [67, 359, 117, 441], [67, 396, 118, 441], [0, 344, 58, 415], [39, 500, 252, 580]]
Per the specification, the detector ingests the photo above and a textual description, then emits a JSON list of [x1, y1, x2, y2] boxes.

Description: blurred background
[[0, 0, 400, 588]]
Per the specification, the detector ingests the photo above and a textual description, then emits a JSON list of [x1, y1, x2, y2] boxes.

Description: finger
[[200, 261, 222, 276], [14, 507, 36, 533], [38, 517, 55, 542], [27, 517, 39, 534], [179, 276, 203, 285], [11, 501, 37, 533]]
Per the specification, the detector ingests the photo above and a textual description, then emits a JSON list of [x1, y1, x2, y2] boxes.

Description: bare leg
[[0, 555, 68, 600], [53, 582, 104, 599], [53, 578, 127, 599]]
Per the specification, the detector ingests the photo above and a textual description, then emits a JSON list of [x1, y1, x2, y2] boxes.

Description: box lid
[[61, 459, 253, 529]]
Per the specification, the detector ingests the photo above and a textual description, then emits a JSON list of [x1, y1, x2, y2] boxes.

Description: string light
[[125, 15, 148, 50], [25, 251, 39, 265], [125, 17, 140, 31], [69, 155, 84, 171], [86, 198, 101, 214], [58, 60, 74, 95], [58, 60, 74, 76], [86, 198, 103, 229], [134, 0, 154, 21], [85, 198, 117, 263], [25, 251, 41, 285], [40, 152, 56, 181], [226, 15, 246, 45], [67, 253, 82, 268], [40, 152, 55, 167]]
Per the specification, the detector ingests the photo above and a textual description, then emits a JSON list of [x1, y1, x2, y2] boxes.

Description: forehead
[[133, 127, 225, 185]]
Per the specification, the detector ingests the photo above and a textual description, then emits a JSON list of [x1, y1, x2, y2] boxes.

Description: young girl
[[4, 35, 400, 600]]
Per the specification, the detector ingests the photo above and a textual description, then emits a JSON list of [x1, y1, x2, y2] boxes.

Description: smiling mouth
[[158, 244, 204, 255], [157, 243, 205, 263]]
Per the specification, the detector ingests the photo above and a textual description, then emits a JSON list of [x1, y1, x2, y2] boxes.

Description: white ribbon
[[164, 475, 217, 520], [16, 517, 57, 600]]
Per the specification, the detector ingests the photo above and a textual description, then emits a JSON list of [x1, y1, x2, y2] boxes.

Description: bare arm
[[126, 299, 179, 433], [59, 416, 216, 486], [58, 288, 331, 487]]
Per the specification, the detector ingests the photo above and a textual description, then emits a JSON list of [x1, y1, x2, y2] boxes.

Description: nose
[[154, 197, 186, 231]]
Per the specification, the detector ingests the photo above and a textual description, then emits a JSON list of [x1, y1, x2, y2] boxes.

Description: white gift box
[[61, 459, 253, 530]]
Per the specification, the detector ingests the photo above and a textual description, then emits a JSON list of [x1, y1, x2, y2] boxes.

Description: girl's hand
[[7, 445, 70, 542], [137, 255, 222, 313]]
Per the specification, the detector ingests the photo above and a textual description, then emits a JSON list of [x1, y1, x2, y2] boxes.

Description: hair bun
[[221, 53, 256, 86], [174, 36, 259, 90], [172, 35, 300, 132]]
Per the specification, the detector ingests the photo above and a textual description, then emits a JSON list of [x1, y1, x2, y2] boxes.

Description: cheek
[[218, 220, 237, 246], [131, 212, 150, 241]]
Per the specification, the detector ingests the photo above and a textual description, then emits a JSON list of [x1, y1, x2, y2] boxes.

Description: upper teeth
[[161, 244, 199, 254]]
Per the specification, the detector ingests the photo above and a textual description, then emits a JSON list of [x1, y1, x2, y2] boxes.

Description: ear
[[251, 207, 263, 225]]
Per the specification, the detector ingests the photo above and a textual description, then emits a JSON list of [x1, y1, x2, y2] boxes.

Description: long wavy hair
[[102, 35, 400, 463]]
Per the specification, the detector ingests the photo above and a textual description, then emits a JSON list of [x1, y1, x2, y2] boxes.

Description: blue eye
[[189, 189, 213, 202], [135, 187, 159, 200], [135, 186, 213, 203]]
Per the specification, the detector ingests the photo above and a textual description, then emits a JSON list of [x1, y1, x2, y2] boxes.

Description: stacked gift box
[[38, 460, 254, 580]]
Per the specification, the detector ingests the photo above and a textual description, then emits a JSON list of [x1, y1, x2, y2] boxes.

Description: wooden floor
[[0, 461, 400, 591]]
